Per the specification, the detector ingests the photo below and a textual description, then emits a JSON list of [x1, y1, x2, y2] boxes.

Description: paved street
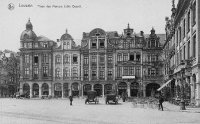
[[0, 98, 200, 124]]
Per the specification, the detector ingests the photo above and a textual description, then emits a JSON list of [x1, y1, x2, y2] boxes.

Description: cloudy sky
[[0, 0, 177, 52]]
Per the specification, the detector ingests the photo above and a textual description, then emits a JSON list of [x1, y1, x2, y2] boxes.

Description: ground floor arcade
[[20, 80, 162, 98]]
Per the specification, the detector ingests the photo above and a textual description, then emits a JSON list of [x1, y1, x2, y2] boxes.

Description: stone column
[[49, 84, 52, 96], [189, 76, 194, 99], [29, 83, 33, 98], [196, 72, 200, 106], [39, 84, 42, 98], [81, 83, 84, 97], [102, 84, 104, 97], [51, 83, 54, 97], [143, 84, 146, 97], [127, 83, 130, 97], [91, 84, 94, 91], [62, 83, 64, 98], [69, 83, 72, 96]]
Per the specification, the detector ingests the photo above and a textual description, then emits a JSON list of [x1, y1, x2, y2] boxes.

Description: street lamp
[[180, 60, 186, 110]]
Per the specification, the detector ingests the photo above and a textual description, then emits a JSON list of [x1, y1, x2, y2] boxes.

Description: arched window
[[56, 55, 61, 64], [64, 54, 70, 64], [117, 53, 122, 62], [63, 67, 70, 79], [72, 67, 78, 79], [55, 68, 61, 78]]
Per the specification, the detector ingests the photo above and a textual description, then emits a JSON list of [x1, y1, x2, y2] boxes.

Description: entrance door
[[94, 84, 102, 96], [130, 82, 139, 97], [118, 82, 127, 96], [146, 83, 160, 97], [71, 82, 79, 96], [54, 83, 62, 98]]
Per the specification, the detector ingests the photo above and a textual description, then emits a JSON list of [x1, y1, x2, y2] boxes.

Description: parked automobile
[[85, 90, 99, 104], [105, 94, 119, 104], [16, 91, 30, 99]]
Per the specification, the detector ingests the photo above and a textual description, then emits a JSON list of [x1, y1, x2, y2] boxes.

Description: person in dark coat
[[158, 95, 164, 111], [69, 95, 73, 106]]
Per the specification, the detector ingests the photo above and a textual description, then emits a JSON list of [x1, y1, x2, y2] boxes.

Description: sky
[[0, 0, 178, 52]]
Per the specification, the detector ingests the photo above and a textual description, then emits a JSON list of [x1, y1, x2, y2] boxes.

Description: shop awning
[[157, 80, 172, 91]]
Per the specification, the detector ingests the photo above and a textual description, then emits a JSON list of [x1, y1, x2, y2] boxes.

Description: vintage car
[[105, 94, 118, 104], [85, 90, 99, 104], [16, 91, 30, 99]]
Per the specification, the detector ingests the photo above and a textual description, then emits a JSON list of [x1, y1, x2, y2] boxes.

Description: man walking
[[158, 95, 164, 111], [69, 95, 73, 106]]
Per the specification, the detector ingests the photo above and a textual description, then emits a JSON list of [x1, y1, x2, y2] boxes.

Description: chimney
[[57, 39, 60, 42], [140, 31, 144, 36]]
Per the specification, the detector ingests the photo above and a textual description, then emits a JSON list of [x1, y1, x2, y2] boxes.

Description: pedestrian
[[158, 95, 164, 111], [69, 95, 73, 106]]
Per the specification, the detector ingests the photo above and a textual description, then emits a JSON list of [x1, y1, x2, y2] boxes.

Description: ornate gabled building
[[164, 0, 200, 106], [53, 29, 80, 97], [19, 19, 57, 98], [80, 24, 165, 97]]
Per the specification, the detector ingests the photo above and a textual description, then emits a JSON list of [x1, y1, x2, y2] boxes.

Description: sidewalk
[[163, 102, 200, 113]]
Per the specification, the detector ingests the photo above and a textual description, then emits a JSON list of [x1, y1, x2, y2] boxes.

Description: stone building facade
[[80, 25, 165, 97], [19, 20, 165, 98], [164, 0, 200, 106]]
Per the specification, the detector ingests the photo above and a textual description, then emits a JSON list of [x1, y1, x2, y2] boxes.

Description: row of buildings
[[19, 0, 200, 106], [19, 19, 165, 99], [163, 0, 200, 106]]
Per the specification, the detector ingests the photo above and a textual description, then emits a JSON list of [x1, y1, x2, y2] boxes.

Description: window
[[92, 70, 96, 79], [24, 67, 29, 76], [99, 39, 105, 48], [192, 2, 196, 25], [193, 35, 196, 57], [151, 68, 156, 76], [108, 55, 112, 61], [187, 11, 190, 32], [136, 67, 141, 77], [99, 70, 105, 79], [183, 46, 186, 60], [91, 56, 97, 63], [148, 68, 151, 75], [151, 55, 156, 62], [64, 68, 70, 78], [124, 67, 128, 76], [84, 70, 88, 79], [123, 53, 128, 61], [92, 40, 97, 48], [136, 54, 141, 61], [72, 67, 78, 78], [43, 66, 48, 77], [55, 68, 61, 78], [43, 54, 48, 63], [100, 55, 105, 63], [123, 41, 129, 48], [64, 54, 70, 64], [117, 67, 122, 78], [34, 67, 39, 78], [151, 40, 155, 47], [84, 56, 89, 65], [28, 43, 32, 48], [147, 55, 150, 62], [56, 55, 61, 64], [183, 19, 185, 38], [43, 42, 48, 48], [188, 41, 190, 58], [24, 43, 28, 48], [176, 31, 178, 46], [117, 53, 122, 62], [25, 54, 29, 63], [129, 54, 134, 61], [108, 69, 112, 79], [180, 49, 182, 62], [73, 55, 78, 63], [179, 27, 182, 43], [34, 55, 38, 64], [129, 67, 134, 75], [34, 43, 38, 48]]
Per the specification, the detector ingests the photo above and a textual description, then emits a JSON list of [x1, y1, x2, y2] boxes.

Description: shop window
[[129, 54, 134, 61]]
